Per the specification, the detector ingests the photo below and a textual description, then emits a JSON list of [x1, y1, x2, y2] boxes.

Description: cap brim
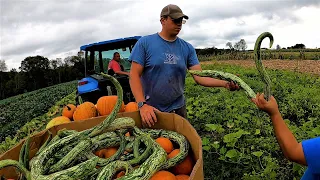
[[170, 13, 189, 20]]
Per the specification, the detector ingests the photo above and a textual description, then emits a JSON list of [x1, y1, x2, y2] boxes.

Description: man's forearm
[[129, 73, 145, 102], [194, 76, 228, 88], [270, 112, 300, 161], [115, 71, 130, 76]]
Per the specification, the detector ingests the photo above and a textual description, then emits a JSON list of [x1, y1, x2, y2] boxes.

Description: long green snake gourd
[[189, 32, 274, 101]]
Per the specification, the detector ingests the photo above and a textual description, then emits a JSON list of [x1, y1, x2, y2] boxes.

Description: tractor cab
[[76, 36, 141, 105]]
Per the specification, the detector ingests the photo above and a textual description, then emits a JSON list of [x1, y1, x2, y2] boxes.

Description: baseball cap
[[160, 4, 189, 20]]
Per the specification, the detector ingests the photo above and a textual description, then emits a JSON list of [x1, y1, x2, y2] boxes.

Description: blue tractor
[[76, 36, 141, 105]]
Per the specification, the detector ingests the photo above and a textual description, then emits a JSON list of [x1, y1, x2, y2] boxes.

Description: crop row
[[0, 81, 77, 142]]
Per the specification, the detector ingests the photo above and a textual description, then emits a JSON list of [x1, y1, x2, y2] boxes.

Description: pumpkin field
[[0, 62, 320, 179]]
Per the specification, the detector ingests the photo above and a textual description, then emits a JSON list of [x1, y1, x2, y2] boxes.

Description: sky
[[1, 0, 320, 71]]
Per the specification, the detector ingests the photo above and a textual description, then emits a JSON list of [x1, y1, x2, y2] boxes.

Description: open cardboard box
[[0, 111, 203, 179]]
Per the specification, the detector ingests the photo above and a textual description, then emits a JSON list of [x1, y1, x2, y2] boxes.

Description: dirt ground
[[201, 60, 320, 76]]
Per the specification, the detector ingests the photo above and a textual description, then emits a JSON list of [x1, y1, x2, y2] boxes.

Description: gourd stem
[[0, 160, 31, 180]]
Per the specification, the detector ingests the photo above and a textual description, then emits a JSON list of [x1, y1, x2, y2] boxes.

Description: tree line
[[195, 39, 248, 56], [195, 38, 309, 56], [0, 56, 84, 100]]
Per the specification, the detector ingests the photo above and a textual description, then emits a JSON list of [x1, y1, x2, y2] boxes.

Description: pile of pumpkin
[[93, 132, 194, 180], [0, 73, 195, 180], [46, 96, 139, 129]]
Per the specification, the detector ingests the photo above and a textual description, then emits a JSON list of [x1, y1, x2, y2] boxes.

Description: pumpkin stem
[[66, 105, 71, 111]]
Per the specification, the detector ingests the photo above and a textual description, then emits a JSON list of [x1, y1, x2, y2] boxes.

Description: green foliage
[[0, 81, 77, 142], [0, 91, 76, 154], [185, 64, 319, 179]]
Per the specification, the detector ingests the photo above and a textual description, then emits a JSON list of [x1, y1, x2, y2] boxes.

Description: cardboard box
[[0, 111, 203, 179]]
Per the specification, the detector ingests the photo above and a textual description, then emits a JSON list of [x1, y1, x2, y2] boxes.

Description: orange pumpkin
[[155, 137, 174, 154], [62, 104, 76, 119], [176, 174, 190, 180], [170, 150, 194, 175], [73, 102, 97, 121], [96, 96, 125, 116], [124, 102, 138, 112], [94, 149, 104, 158], [98, 147, 118, 158], [94, 150, 100, 156], [95, 149, 107, 158], [150, 171, 176, 180], [125, 132, 130, 137], [167, 149, 180, 159], [116, 171, 125, 178]]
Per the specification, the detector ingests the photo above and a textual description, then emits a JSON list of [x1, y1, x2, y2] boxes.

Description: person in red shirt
[[107, 52, 130, 76]]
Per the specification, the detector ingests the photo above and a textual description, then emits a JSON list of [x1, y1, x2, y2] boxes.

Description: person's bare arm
[[189, 64, 239, 90], [252, 93, 307, 165], [129, 62, 145, 103], [129, 62, 158, 127]]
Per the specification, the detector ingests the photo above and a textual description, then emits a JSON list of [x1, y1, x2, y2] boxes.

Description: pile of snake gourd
[[0, 73, 191, 180], [0, 32, 274, 180]]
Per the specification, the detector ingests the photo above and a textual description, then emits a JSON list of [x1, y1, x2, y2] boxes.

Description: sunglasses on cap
[[170, 17, 186, 24], [162, 16, 186, 24]]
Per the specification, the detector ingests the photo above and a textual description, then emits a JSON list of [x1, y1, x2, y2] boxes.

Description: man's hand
[[225, 81, 240, 91], [251, 93, 280, 116], [139, 104, 160, 127]]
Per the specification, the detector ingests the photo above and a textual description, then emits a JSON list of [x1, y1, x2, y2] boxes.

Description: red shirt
[[108, 59, 121, 72]]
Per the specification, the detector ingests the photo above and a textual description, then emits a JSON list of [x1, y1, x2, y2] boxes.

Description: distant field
[[201, 59, 320, 76], [198, 49, 320, 61]]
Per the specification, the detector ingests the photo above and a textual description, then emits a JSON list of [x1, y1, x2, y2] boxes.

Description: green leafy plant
[[0, 91, 76, 154], [0, 81, 77, 142], [186, 63, 319, 179]]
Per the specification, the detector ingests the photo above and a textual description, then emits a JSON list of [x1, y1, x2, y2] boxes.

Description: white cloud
[[0, 0, 319, 70], [268, 6, 320, 49]]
